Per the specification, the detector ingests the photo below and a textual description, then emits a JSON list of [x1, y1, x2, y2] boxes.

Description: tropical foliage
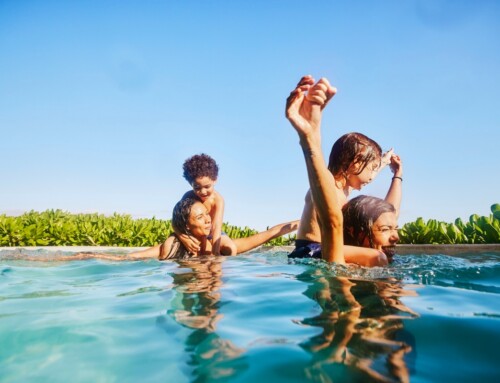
[[1, 204, 498, 247], [398, 203, 500, 244], [0, 210, 295, 247]]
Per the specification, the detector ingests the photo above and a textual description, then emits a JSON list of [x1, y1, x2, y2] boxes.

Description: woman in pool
[[126, 197, 299, 260], [286, 75, 397, 265], [341, 195, 399, 265]]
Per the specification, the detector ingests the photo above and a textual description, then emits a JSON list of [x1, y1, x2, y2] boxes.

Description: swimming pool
[[1, 249, 499, 382]]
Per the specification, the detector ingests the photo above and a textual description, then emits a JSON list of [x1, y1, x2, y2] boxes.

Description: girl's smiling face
[[187, 201, 212, 237]]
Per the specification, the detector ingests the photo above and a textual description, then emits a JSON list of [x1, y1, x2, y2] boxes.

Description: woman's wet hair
[[171, 197, 199, 235], [183, 153, 219, 184], [342, 195, 395, 248], [328, 133, 382, 179]]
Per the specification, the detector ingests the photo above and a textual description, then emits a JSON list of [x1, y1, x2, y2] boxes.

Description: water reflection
[[157, 257, 247, 382], [297, 269, 419, 382]]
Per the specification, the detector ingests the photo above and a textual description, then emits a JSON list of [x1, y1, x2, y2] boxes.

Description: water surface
[[1, 250, 499, 382]]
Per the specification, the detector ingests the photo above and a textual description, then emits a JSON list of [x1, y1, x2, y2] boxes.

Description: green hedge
[[398, 203, 500, 244], [1, 204, 498, 247], [0, 210, 295, 247]]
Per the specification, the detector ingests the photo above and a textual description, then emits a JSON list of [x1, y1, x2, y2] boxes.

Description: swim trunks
[[288, 239, 322, 259]]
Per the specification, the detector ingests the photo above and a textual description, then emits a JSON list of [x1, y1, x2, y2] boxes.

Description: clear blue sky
[[1, 0, 499, 230]]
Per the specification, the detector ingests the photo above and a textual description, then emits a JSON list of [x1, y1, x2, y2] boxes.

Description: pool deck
[[1, 244, 500, 255]]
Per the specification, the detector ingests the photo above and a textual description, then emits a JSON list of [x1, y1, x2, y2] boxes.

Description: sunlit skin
[[186, 202, 213, 238], [363, 211, 400, 261], [346, 160, 380, 191], [184, 175, 238, 255], [191, 176, 216, 203]]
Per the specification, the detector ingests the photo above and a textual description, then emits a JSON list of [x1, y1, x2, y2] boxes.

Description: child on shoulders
[[180, 153, 238, 256]]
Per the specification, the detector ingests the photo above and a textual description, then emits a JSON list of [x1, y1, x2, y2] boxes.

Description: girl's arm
[[384, 154, 403, 219]]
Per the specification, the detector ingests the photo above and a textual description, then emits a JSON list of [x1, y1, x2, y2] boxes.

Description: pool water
[[1, 250, 499, 382]]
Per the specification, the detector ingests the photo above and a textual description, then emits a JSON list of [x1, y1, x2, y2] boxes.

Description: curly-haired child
[[180, 153, 238, 255]]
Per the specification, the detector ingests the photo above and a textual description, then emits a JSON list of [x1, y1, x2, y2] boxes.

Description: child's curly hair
[[182, 153, 219, 184]]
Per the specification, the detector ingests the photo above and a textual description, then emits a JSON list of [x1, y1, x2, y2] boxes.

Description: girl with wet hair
[[327, 132, 382, 183]]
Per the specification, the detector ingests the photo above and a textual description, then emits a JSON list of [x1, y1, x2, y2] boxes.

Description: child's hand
[[381, 148, 394, 169], [177, 233, 201, 255], [390, 154, 403, 177]]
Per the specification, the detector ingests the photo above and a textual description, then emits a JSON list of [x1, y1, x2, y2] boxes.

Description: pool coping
[[262, 244, 500, 255], [1, 244, 499, 255]]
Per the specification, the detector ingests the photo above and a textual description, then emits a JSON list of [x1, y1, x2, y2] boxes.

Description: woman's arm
[[233, 220, 299, 254], [127, 244, 162, 259]]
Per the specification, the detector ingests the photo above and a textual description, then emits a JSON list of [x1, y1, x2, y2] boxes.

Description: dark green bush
[[0, 210, 295, 247], [3, 204, 497, 247], [399, 203, 500, 244]]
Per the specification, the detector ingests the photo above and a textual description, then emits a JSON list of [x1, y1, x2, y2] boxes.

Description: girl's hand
[[390, 154, 403, 177], [381, 148, 394, 169]]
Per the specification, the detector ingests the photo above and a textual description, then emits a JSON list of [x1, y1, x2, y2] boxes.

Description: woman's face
[[187, 202, 212, 238], [364, 211, 399, 259]]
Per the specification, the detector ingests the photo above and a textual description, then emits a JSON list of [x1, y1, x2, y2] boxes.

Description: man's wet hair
[[342, 195, 395, 248]]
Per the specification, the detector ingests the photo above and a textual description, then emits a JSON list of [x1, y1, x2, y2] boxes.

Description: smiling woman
[[122, 197, 298, 260], [342, 195, 399, 263]]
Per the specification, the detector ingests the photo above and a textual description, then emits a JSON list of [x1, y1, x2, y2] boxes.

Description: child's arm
[[286, 76, 345, 264], [210, 191, 226, 255], [174, 231, 201, 254], [384, 154, 403, 219]]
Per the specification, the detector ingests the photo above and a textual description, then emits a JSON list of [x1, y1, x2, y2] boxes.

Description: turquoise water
[[1, 250, 499, 382]]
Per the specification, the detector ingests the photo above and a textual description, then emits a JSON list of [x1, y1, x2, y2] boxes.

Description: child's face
[[187, 202, 212, 237], [191, 176, 216, 202], [348, 160, 379, 190], [365, 212, 399, 261]]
